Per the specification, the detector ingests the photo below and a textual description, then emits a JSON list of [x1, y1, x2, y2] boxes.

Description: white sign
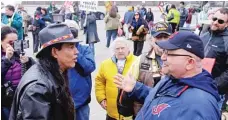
[[79, 1, 98, 12]]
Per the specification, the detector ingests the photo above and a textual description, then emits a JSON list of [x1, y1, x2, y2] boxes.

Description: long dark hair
[[41, 8, 48, 15], [37, 43, 74, 120]]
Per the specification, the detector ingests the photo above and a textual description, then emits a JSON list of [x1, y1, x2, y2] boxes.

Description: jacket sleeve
[[38, 19, 46, 25], [19, 83, 52, 120], [11, 15, 23, 29], [1, 56, 13, 81], [215, 69, 228, 94], [95, 63, 106, 103], [41, 15, 52, 22], [186, 14, 190, 22], [145, 13, 148, 21], [128, 82, 150, 103], [74, 46, 95, 76], [104, 14, 109, 23]]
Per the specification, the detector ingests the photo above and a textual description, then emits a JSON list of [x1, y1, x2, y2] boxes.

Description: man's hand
[[20, 54, 29, 63], [5, 44, 14, 60], [100, 99, 107, 110], [114, 73, 136, 92]]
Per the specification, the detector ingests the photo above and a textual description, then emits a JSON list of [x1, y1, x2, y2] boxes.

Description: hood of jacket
[[178, 69, 220, 101]]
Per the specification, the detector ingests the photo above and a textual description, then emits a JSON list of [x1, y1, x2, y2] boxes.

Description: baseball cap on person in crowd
[[151, 22, 172, 38], [156, 31, 204, 59]]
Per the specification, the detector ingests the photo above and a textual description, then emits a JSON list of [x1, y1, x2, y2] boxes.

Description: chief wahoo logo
[[152, 103, 170, 117]]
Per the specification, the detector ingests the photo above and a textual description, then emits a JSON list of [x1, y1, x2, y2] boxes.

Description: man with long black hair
[[9, 23, 81, 120]]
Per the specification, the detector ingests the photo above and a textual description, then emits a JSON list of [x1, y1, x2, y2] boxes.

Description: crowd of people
[[1, 1, 228, 120]]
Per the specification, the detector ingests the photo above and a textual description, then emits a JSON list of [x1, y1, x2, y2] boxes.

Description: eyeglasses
[[212, 17, 226, 24], [162, 50, 192, 58], [135, 14, 139, 16]]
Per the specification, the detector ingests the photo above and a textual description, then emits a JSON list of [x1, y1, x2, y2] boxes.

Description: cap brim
[[152, 31, 171, 37], [35, 38, 82, 58], [156, 40, 179, 50]]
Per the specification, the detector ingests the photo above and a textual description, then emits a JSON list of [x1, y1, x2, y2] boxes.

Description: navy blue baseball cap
[[156, 31, 204, 59], [151, 22, 172, 37]]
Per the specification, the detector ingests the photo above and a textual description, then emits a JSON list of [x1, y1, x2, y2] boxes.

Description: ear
[[51, 47, 59, 59], [186, 58, 195, 70]]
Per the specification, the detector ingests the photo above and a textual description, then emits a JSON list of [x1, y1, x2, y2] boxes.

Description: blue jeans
[[106, 29, 118, 48], [179, 20, 185, 28], [2, 107, 10, 120], [75, 104, 90, 120]]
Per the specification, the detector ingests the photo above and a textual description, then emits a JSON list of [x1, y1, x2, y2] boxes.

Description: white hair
[[110, 37, 130, 54], [64, 19, 80, 30]]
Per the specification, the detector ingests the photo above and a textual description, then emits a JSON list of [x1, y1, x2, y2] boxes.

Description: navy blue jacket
[[68, 44, 95, 109], [129, 70, 220, 120], [201, 28, 228, 94]]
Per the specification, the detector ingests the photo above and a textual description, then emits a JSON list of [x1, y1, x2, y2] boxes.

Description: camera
[[2, 81, 14, 97], [13, 39, 29, 53]]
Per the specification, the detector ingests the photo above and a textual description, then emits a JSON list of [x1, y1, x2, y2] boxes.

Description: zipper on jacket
[[204, 33, 213, 57]]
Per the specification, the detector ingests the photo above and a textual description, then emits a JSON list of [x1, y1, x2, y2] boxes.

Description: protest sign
[[79, 1, 98, 12]]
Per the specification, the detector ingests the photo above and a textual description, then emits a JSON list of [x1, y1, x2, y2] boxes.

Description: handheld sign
[[79, 1, 98, 12]]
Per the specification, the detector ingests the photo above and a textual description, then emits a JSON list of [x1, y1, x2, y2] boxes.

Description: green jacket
[[167, 8, 180, 24], [1, 13, 23, 40]]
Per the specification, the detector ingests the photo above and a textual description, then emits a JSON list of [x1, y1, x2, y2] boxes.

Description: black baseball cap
[[156, 31, 204, 59]]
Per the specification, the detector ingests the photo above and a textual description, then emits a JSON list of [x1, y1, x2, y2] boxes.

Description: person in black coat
[[145, 8, 154, 31]]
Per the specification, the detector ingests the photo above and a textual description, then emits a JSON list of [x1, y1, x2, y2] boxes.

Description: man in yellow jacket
[[95, 37, 137, 120]]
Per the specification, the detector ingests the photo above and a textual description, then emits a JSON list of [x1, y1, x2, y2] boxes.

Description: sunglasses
[[212, 17, 226, 24], [135, 14, 139, 16]]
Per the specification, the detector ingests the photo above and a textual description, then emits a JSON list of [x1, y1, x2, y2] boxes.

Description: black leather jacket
[[9, 64, 72, 120]]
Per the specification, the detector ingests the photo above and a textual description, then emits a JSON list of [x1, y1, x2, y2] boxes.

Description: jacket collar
[[111, 52, 133, 64], [37, 63, 60, 89], [146, 49, 156, 59], [209, 27, 228, 36], [155, 77, 189, 98]]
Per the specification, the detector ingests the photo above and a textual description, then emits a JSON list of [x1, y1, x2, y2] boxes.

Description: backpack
[[117, 50, 161, 117]]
